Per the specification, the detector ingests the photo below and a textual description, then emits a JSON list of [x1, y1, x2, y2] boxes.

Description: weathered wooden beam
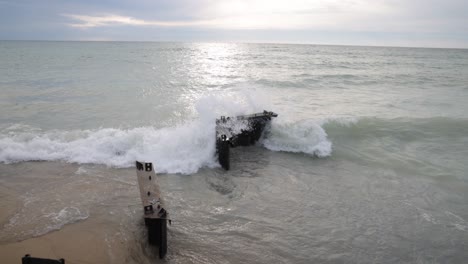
[[22, 254, 64, 264], [215, 110, 278, 170], [135, 161, 168, 259]]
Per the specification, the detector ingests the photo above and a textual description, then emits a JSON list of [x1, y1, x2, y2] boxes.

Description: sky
[[0, 0, 467, 48]]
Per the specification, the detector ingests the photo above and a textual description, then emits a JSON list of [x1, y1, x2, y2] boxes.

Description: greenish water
[[0, 41, 467, 263]]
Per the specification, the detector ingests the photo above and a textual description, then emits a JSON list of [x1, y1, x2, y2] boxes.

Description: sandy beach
[[0, 162, 158, 264], [1, 217, 114, 264]]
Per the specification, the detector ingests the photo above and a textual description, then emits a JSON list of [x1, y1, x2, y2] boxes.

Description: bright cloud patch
[[63, 14, 213, 28], [51, 0, 468, 47], [63, 0, 394, 30]]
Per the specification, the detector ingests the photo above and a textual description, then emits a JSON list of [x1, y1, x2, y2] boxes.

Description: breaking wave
[[4, 106, 465, 175], [0, 91, 341, 173], [0, 119, 334, 173], [262, 119, 333, 157], [0, 123, 217, 174]]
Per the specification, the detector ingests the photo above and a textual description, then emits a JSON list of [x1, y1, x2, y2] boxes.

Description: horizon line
[[0, 39, 467, 50]]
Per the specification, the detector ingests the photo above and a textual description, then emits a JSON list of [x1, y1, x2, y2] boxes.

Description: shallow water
[[0, 41, 468, 263]]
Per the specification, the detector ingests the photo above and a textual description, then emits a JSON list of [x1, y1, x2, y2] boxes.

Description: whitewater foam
[[262, 119, 332, 157], [0, 124, 217, 174], [0, 119, 334, 173], [0, 91, 336, 172], [0, 90, 274, 174]]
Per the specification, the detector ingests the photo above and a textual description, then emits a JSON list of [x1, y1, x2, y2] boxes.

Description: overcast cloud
[[0, 0, 467, 48]]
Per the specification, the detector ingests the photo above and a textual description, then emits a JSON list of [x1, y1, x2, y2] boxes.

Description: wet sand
[[0, 162, 156, 264], [0, 185, 19, 226], [0, 217, 112, 264]]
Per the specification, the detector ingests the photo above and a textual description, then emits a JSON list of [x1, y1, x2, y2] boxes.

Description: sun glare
[[207, 0, 393, 30]]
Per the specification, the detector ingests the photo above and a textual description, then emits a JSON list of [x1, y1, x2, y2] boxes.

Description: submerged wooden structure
[[136, 161, 168, 259], [22, 255, 64, 264], [216, 110, 278, 170]]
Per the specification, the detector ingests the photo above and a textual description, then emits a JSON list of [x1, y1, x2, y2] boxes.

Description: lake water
[[1, 41, 468, 263]]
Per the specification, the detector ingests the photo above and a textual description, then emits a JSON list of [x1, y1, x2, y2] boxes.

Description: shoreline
[[0, 162, 150, 264], [0, 217, 111, 264]]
